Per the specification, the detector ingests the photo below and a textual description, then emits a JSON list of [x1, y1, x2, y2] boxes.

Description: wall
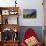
[[0, 0, 44, 26], [0, 0, 15, 7], [18, 0, 44, 26]]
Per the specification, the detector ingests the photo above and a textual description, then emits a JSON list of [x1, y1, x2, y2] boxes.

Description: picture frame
[[9, 10, 17, 15], [2, 10, 9, 15], [23, 9, 37, 18]]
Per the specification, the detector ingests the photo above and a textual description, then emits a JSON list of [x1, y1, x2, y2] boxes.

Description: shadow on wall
[[18, 26, 44, 44]]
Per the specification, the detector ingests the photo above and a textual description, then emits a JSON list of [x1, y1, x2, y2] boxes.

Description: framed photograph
[[2, 10, 9, 15], [23, 9, 37, 18], [9, 10, 17, 15]]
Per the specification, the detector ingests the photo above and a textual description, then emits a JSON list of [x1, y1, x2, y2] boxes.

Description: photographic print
[[23, 9, 37, 18], [2, 10, 9, 15]]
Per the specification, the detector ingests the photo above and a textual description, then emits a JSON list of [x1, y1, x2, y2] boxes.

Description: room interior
[[0, 0, 45, 46]]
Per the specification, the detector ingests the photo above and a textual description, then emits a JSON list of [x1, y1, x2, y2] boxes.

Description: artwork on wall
[[2, 10, 9, 15], [23, 9, 37, 18]]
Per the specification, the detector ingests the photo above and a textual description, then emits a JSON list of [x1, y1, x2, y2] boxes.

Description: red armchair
[[21, 28, 41, 46]]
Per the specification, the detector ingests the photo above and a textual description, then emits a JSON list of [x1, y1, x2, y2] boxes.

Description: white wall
[[0, 0, 44, 26], [18, 0, 44, 26], [0, 0, 15, 7]]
